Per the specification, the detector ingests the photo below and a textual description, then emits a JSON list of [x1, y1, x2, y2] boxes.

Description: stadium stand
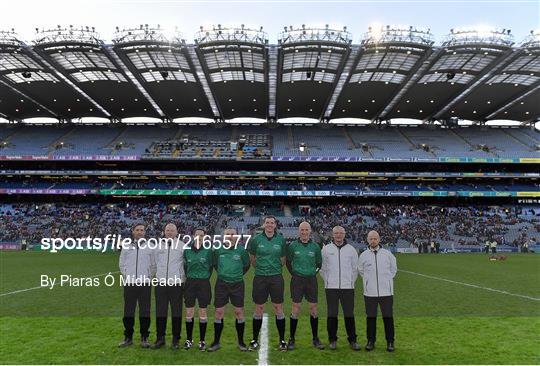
[[0, 125, 538, 160], [143, 133, 271, 160], [3, 126, 67, 155], [1, 202, 538, 251], [0, 177, 538, 193], [0, 202, 224, 245]]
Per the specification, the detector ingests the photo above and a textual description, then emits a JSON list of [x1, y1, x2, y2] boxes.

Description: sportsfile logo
[[39, 234, 251, 253]]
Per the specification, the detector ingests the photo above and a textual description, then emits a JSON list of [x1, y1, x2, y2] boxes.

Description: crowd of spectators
[[0, 202, 225, 244], [286, 204, 539, 248], [1, 202, 538, 249]]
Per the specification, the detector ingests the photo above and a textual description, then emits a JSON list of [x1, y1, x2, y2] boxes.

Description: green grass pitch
[[1, 251, 539, 364]]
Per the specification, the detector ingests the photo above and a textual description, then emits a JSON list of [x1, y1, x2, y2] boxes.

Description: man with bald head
[[286, 221, 323, 350], [153, 222, 185, 349], [358, 230, 397, 352], [320, 226, 360, 351]]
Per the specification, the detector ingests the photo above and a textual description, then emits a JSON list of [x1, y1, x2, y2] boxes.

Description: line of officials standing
[[117, 216, 397, 353]]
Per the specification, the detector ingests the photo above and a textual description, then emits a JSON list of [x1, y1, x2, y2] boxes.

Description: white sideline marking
[[258, 313, 269, 366], [0, 271, 120, 297], [400, 269, 540, 301]]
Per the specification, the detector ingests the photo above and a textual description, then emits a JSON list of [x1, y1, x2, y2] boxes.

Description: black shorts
[[290, 274, 318, 303], [184, 278, 211, 308], [214, 279, 245, 308], [252, 274, 284, 305]]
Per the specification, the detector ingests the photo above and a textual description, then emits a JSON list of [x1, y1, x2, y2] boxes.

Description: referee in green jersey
[[183, 228, 213, 351], [248, 215, 288, 351], [286, 221, 324, 350], [207, 228, 250, 352]]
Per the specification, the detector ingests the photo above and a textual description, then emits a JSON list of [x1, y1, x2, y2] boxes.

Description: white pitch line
[[0, 285, 43, 297], [400, 269, 540, 301], [0, 271, 120, 297], [258, 313, 269, 366]]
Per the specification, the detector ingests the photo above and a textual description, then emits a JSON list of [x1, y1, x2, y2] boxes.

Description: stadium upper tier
[[0, 124, 538, 161], [0, 26, 539, 122]]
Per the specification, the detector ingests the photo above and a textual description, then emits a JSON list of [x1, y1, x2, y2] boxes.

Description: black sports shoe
[[287, 338, 295, 350], [171, 337, 180, 349], [183, 339, 193, 350], [141, 337, 150, 349], [118, 338, 133, 348], [279, 340, 288, 351], [350, 341, 361, 351], [152, 337, 165, 349], [207, 342, 221, 352], [365, 341, 375, 351], [312, 338, 325, 350], [329, 341, 337, 350], [248, 340, 259, 351], [238, 342, 248, 352], [198, 341, 206, 351], [387, 342, 395, 352]]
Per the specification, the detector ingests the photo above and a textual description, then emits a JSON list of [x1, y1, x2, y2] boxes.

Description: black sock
[[213, 320, 223, 344], [199, 319, 207, 342], [235, 319, 245, 344], [310, 315, 318, 340], [275, 317, 286, 342], [289, 317, 298, 340], [252, 317, 263, 342], [186, 318, 194, 341]]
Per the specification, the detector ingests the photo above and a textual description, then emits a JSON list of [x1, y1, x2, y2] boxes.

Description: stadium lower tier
[[0, 125, 538, 162], [1, 202, 538, 251]]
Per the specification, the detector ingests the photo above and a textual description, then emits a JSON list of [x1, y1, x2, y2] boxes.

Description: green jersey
[[213, 246, 250, 283], [287, 239, 322, 277], [249, 232, 286, 276], [183, 246, 213, 279]]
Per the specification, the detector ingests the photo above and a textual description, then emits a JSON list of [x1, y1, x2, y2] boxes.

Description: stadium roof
[[0, 25, 539, 124]]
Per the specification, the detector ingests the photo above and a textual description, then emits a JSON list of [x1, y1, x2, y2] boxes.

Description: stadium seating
[[0, 125, 538, 160], [1, 203, 538, 250], [0, 202, 225, 244], [1, 178, 537, 192], [1, 126, 68, 155], [50, 125, 115, 156], [143, 133, 271, 160]]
